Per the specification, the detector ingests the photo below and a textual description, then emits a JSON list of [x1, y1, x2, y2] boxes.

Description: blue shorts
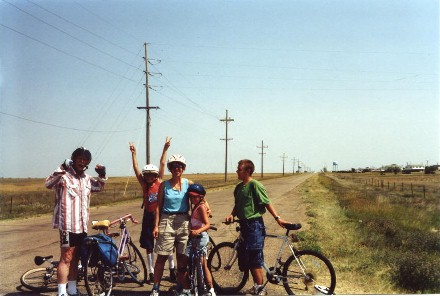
[[238, 217, 266, 269], [185, 231, 209, 257]]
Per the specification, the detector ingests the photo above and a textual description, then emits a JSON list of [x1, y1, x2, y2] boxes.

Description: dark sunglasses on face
[[169, 163, 184, 169]]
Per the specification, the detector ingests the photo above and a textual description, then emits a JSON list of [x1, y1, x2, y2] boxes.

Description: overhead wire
[[3, 0, 140, 70]]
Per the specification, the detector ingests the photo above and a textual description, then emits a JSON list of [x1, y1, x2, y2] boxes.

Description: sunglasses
[[169, 163, 185, 169]]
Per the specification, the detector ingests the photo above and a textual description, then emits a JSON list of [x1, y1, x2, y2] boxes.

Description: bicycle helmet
[[187, 183, 206, 196], [142, 164, 159, 176], [167, 154, 186, 169], [71, 147, 92, 161]]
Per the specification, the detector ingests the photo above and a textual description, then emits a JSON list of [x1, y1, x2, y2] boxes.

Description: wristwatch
[[274, 215, 281, 221]]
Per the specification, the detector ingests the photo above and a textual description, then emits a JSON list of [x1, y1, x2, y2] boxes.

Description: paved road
[[0, 174, 312, 296]]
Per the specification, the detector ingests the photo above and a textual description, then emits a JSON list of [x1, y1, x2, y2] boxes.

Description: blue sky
[[1, 0, 438, 178]]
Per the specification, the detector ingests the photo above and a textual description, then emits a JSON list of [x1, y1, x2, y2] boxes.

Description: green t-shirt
[[233, 179, 270, 220]]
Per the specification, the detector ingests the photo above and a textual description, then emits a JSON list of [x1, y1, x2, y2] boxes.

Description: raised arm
[[158, 137, 171, 181], [129, 142, 143, 184]]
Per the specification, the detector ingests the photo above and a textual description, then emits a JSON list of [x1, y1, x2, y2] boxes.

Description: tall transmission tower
[[280, 153, 288, 176], [137, 43, 159, 164], [257, 140, 268, 178], [220, 110, 234, 182]]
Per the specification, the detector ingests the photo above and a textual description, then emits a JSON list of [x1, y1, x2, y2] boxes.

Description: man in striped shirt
[[45, 147, 106, 296]]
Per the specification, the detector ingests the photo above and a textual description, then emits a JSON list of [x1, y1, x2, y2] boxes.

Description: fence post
[[423, 185, 425, 198], [10, 196, 13, 214], [411, 183, 414, 197]]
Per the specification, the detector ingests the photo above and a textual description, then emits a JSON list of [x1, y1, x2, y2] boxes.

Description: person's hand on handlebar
[[225, 214, 234, 224]]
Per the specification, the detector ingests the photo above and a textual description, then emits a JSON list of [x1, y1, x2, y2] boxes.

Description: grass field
[[0, 173, 284, 220], [298, 172, 440, 294]]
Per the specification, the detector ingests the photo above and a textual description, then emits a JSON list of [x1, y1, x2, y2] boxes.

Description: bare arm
[[265, 203, 286, 227], [158, 137, 171, 181], [153, 182, 166, 238], [129, 142, 143, 184]]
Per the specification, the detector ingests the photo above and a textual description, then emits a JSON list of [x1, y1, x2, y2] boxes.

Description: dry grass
[[0, 173, 284, 220], [296, 173, 440, 294]]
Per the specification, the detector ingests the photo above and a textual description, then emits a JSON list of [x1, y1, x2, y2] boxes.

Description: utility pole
[[220, 110, 234, 182], [257, 140, 268, 178], [137, 43, 159, 164], [292, 157, 296, 174], [280, 153, 288, 176]]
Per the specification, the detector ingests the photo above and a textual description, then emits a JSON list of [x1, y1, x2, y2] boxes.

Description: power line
[[26, 0, 139, 56], [3, 0, 139, 70], [0, 23, 138, 82], [0, 111, 142, 133]]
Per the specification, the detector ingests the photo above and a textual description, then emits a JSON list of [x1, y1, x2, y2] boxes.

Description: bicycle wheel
[[207, 242, 248, 294], [207, 236, 220, 269], [84, 246, 113, 296], [20, 267, 58, 292], [120, 241, 147, 286], [282, 250, 336, 295]]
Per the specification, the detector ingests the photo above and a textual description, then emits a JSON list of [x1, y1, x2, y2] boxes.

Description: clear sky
[[1, 0, 438, 178]]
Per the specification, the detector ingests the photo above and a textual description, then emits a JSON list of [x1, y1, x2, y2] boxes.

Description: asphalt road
[[0, 174, 312, 296]]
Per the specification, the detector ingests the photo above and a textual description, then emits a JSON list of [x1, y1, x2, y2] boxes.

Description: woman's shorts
[[154, 213, 190, 256]]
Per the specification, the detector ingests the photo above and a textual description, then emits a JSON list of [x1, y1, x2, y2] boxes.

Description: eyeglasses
[[169, 163, 184, 169]]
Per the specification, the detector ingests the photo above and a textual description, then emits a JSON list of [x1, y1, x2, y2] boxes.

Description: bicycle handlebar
[[109, 213, 139, 226], [222, 219, 302, 231]]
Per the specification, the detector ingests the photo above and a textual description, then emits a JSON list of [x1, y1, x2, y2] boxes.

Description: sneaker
[[179, 289, 192, 296], [150, 289, 160, 296], [67, 291, 86, 296], [256, 287, 267, 296], [67, 291, 84, 296], [148, 272, 154, 283], [208, 288, 216, 296], [244, 286, 257, 295], [169, 268, 177, 282]]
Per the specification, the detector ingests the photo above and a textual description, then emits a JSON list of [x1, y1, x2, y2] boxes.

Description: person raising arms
[[129, 137, 176, 283]]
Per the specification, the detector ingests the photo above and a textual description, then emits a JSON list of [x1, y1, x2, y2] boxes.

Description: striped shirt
[[45, 166, 105, 233]]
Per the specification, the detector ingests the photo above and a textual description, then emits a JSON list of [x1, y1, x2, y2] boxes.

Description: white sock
[[168, 254, 175, 269], [58, 283, 67, 296], [67, 280, 77, 294], [147, 252, 154, 274]]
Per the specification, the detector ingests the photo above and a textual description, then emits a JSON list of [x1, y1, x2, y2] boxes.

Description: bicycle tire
[[84, 246, 113, 296], [207, 236, 220, 269], [282, 250, 336, 295], [20, 267, 58, 292], [121, 241, 147, 286], [207, 241, 248, 294]]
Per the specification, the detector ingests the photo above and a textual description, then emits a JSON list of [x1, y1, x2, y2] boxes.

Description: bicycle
[[84, 213, 147, 296], [187, 234, 209, 296], [20, 255, 84, 292], [207, 220, 336, 295]]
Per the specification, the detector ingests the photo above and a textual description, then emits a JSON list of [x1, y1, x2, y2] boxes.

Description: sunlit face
[[189, 194, 202, 205], [168, 162, 185, 176], [73, 155, 91, 174], [236, 165, 247, 180], [143, 173, 158, 184]]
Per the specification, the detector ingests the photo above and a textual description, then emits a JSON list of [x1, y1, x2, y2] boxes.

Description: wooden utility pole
[[220, 110, 234, 182], [257, 140, 268, 178], [137, 43, 159, 164], [280, 153, 288, 176]]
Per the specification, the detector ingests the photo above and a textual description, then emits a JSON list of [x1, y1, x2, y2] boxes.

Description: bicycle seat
[[283, 223, 302, 231], [92, 220, 110, 230]]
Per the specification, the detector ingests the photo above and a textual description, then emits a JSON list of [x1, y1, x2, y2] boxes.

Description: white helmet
[[142, 164, 159, 175], [167, 154, 186, 169]]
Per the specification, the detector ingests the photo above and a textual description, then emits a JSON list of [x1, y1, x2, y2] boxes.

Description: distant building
[[402, 164, 425, 174]]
